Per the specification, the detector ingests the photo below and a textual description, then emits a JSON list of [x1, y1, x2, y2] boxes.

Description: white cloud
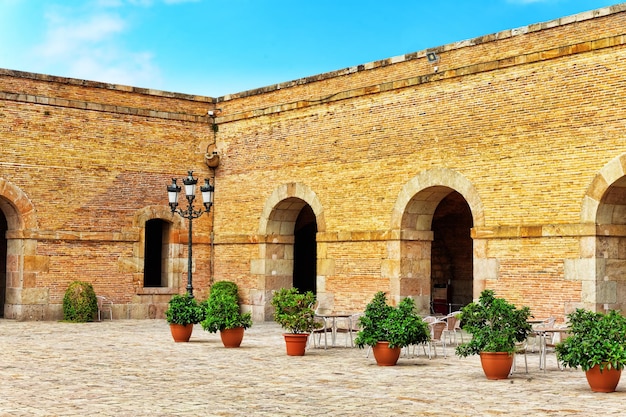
[[28, 3, 162, 89], [35, 12, 126, 57], [70, 51, 160, 87]]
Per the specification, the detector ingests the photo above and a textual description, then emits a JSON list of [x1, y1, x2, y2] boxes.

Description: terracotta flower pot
[[585, 365, 622, 393], [479, 352, 514, 380], [283, 333, 309, 356], [169, 323, 194, 342], [372, 341, 402, 366], [220, 327, 245, 348]]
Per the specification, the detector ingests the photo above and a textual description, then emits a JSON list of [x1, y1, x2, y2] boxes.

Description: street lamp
[[167, 170, 214, 297]]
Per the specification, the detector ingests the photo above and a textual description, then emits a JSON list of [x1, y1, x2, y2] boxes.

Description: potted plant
[[165, 293, 204, 342], [354, 291, 430, 366], [270, 287, 322, 356], [555, 308, 626, 392], [455, 289, 532, 379], [201, 281, 253, 348]]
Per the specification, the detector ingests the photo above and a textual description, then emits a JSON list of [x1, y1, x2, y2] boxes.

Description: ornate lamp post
[[167, 170, 214, 297]]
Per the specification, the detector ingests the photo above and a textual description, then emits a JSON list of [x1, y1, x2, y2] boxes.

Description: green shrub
[[201, 291, 252, 333], [455, 289, 532, 357], [271, 288, 321, 334], [354, 291, 430, 349], [62, 281, 98, 322], [165, 294, 204, 325], [209, 281, 239, 297], [556, 309, 626, 371]]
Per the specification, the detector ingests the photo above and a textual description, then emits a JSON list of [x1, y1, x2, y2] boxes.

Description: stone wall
[[211, 4, 626, 321], [0, 70, 218, 319], [1, 4, 626, 320]]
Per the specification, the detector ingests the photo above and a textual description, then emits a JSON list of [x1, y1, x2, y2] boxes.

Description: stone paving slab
[[0, 319, 623, 416]]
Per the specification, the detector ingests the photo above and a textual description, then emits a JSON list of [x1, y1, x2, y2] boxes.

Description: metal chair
[[310, 316, 332, 348], [334, 312, 362, 348], [541, 325, 571, 371], [511, 340, 528, 374], [530, 316, 555, 352], [97, 296, 113, 321], [309, 301, 332, 348], [426, 321, 447, 359], [443, 311, 463, 345]]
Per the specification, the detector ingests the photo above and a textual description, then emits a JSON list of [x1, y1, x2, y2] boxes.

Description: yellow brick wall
[[1, 5, 626, 320], [0, 71, 218, 319], [211, 6, 626, 320]]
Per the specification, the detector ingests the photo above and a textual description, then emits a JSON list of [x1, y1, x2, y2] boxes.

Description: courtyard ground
[[0, 319, 623, 416]]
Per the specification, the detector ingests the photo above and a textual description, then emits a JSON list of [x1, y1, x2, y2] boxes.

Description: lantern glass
[[182, 171, 198, 197], [167, 179, 181, 205], [200, 178, 214, 206]]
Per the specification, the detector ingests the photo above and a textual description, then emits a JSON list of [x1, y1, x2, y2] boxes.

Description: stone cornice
[[471, 224, 626, 239], [211, 224, 617, 244], [219, 33, 626, 123], [218, 4, 626, 102], [7, 223, 623, 243], [0, 90, 208, 122], [0, 68, 215, 102]]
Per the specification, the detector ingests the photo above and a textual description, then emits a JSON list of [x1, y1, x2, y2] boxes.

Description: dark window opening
[[293, 205, 317, 294], [144, 219, 169, 287]]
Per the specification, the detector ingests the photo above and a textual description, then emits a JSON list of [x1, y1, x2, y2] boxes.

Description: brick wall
[[212, 5, 626, 321], [1, 5, 626, 320], [0, 70, 218, 319]]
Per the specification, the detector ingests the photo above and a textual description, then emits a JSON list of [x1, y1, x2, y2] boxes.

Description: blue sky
[[0, 0, 620, 97]]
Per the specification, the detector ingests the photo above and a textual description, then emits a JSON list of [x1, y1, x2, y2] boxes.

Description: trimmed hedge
[[62, 281, 98, 322]]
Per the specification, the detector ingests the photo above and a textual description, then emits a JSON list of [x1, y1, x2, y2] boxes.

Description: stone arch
[[580, 153, 626, 223], [387, 168, 485, 311], [251, 182, 325, 321], [121, 206, 186, 318], [258, 182, 326, 235], [137, 206, 185, 284], [0, 178, 41, 319], [576, 153, 626, 312], [0, 178, 38, 231], [132, 205, 183, 229], [391, 168, 485, 231]]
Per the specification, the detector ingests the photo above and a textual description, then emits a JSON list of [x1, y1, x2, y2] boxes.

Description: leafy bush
[[201, 291, 252, 333], [354, 291, 430, 349], [271, 288, 321, 334], [62, 281, 98, 322], [165, 294, 204, 325], [209, 281, 239, 297], [556, 309, 626, 372], [455, 289, 532, 357]]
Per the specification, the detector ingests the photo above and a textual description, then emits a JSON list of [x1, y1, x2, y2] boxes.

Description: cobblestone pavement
[[0, 319, 623, 416]]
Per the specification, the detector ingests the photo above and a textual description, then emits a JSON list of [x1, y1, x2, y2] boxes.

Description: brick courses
[[1, 5, 626, 320]]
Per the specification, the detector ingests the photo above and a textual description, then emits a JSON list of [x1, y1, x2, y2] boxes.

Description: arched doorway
[[391, 168, 484, 313], [0, 210, 7, 317], [594, 176, 626, 312], [431, 191, 473, 314], [579, 154, 626, 312], [398, 186, 474, 314], [261, 197, 317, 294], [0, 179, 39, 319], [253, 183, 326, 321]]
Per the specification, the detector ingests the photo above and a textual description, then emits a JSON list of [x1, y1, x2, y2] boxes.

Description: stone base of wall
[[4, 302, 170, 321]]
